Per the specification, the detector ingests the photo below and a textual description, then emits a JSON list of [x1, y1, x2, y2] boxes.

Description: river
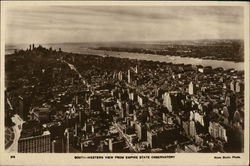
[[5, 43, 244, 71]]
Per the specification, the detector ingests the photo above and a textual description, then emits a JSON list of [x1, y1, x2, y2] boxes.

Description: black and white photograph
[[1, 1, 249, 166]]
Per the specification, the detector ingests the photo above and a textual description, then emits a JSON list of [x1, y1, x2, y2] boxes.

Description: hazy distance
[[5, 6, 244, 44]]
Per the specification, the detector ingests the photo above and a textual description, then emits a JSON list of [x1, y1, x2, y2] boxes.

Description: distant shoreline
[[5, 42, 244, 71], [5, 39, 244, 63]]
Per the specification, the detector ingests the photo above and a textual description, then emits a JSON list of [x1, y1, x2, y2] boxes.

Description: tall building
[[163, 92, 173, 112], [118, 71, 123, 81], [18, 96, 24, 119], [128, 69, 131, 83], [222, 106, 229, 118], [230, 80, 235, 92], [233, 111, 241, 122], [137, 95, 144, 107], [65, 128, 70, 153], [118, 108, 125, 119], [135, 123, 147, 141], [208, 122, 228, 142], [126, 102, 134, 115], [225, 94, 236, 107], [18, 95, 31, 121], [235, 81, 243, 93], [129, 92, 135, 101], [135, 123, 142, 140], [51, 138, 65, 153], [188, 82, 196, 95], [147, 130, 158, 148], [189, 120, 196, 137], [117, 99, 123, 110], [193, 111, 204, 126], [182, 121, 189, 136], [75, 95, 78, 105], [18, 131, 51, 153], [108, 138, 124, 152]]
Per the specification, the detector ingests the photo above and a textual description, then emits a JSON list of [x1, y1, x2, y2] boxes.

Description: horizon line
[[5, 38, 244, 46]]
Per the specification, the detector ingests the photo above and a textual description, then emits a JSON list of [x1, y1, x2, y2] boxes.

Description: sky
[[5, 6, 244, 44]]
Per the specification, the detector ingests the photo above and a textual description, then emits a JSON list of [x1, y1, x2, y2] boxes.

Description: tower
[[64, 128, 70, 153], [188, 82, 196, 95], [128, 69, 131, 83], [230, 80, 235, 91], [163, 92, 173, 112]]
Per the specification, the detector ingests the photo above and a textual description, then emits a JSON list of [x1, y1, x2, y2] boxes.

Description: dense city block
[[5, 45, 244, 153]]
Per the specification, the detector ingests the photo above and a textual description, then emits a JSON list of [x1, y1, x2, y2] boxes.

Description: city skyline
[[6, 6, 244, 44]]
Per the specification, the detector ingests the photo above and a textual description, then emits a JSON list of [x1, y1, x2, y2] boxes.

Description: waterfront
[[6, 43, 244, 71]]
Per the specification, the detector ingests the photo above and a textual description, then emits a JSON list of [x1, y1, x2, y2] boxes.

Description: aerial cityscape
[[5, 41, 244, 153], [4, 5, 245, 154]]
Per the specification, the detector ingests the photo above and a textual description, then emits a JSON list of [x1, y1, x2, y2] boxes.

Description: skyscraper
[[118, 71, 123, 81], [189, 120, 196, 137], [188, 82, 196, 95], [147, 130, 158, 148], [163, 92, 173, 112], [18, 131, 51, 153], [235, 81, 243, 93], [230, 80, 235, 91], [128, 69, 131, 83]]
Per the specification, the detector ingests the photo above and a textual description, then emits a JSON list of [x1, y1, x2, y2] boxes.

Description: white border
[[0, 1, 249, 166]]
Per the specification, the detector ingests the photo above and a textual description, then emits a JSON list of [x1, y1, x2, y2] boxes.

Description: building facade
[[18, 131, 51, 153]]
